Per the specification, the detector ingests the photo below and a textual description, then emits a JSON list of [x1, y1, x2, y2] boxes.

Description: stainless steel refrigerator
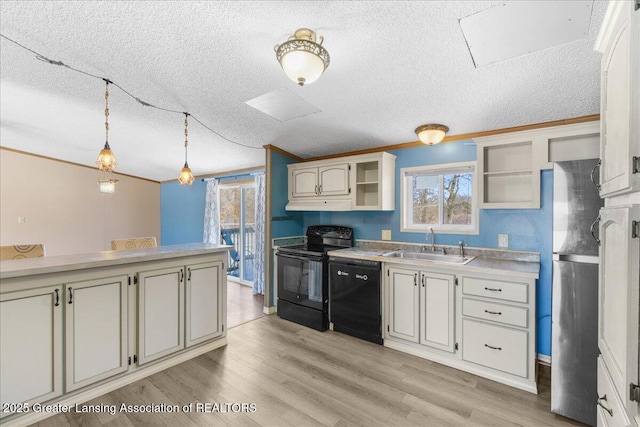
[[551, 159, 603, 426]]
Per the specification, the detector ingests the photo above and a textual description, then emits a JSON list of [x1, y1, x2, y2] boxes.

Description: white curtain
[[203, 179, 220, 244], [253, 171, 265, 295]]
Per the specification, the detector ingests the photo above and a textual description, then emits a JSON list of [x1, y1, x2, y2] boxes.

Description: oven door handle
[[277, 253, 324, 263]]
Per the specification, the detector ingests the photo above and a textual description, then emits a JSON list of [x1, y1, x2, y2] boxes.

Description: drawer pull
[[484, 344, 502, 351], [484, 309, 502, 315], [597, 395, 613, 417], [484, 287, 502, 292]]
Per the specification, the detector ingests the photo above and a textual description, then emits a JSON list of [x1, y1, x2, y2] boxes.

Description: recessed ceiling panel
[[245, 87, 321, 122], [460, 1, 594, 67]]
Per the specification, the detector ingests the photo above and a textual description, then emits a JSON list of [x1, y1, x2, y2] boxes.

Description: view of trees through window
[[412, 173, 472, 226], [219, 186, 255, 227]]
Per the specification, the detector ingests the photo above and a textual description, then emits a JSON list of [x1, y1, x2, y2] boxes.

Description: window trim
[[400, 161, 479, 235]]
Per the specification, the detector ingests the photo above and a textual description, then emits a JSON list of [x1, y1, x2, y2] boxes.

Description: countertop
[[0, 243, 231, 280], [327, 247, 539, 279]]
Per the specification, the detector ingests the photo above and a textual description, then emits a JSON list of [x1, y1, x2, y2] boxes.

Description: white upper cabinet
[[291, 163, 350, 198], [286, 152, 396, 211], [595, 0, 640, 197], [475, 122, 600, 209]]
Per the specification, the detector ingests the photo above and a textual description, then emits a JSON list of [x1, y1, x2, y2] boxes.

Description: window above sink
[[400, 161, 479, 235]]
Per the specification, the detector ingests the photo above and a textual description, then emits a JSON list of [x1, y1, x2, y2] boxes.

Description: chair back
[[0, 244, 45, 260], [220, 231, 239, 261], [111, 237, 157, 251]]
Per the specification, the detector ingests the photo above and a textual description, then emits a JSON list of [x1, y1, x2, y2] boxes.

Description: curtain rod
[[202, 170, 264, 182]]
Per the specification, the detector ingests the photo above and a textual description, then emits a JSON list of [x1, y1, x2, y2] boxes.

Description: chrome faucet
[[459, 241, 465, 258], [429, 227, 435, 252]]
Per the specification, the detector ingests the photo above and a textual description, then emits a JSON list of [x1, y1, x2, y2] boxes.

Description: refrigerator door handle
[[590, 215, 601, 246], [590, 159, 601, 191]]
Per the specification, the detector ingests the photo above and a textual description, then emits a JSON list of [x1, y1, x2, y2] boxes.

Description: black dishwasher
[[328, 257, 382, 344]]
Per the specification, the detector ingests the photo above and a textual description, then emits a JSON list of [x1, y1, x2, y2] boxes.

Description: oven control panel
[[307, 225, 353, 239]]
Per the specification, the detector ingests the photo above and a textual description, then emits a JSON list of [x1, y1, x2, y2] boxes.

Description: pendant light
[[98, 172, 119, 194], [96, 79, 118, 171], [178, 113, 195, 186], [275, 28, 330, 86], [415, 124, 449, 146]]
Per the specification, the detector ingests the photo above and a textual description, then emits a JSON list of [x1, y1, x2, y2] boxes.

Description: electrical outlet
[[381, 230, 392, 241], [498, 234, 509, 248], [17, 217, 25, 224]]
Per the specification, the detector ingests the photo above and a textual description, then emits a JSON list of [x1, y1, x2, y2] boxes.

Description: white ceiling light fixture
[[275, 28, 330, 86], [415, 124, 449, 146]]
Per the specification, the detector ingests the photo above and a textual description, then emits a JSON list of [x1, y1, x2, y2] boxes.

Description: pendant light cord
[[1, 33, 261, 150], [184, 113, 189, 165]]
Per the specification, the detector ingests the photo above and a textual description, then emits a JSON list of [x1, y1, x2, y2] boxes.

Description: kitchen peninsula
[[0, 243, 229, 426]]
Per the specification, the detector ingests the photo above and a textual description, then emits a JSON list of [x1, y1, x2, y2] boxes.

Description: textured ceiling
[[0, 1, 606, 182]]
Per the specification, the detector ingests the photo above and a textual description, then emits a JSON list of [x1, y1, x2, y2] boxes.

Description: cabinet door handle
[[54, 289, 60, 307], [597, 395, 613, 417], [179, 270, 184, 283], [68, 287, 73, 304], [590, 159, 601, 191], [484, 309, 502, 315], [484, 287, 502, 292], [421, 275, 425, 287], [590, 215, 601, 246], [414, 273, 417, 286], [315, 185, 318, 195], [187, 268, 191, 281], [484, 344, 502, 351], [319, 184, 322, 194]]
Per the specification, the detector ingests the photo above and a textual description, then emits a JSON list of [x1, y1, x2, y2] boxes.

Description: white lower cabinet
[[462, 319, 528, 378], [386, 266, 455, 352], [0, 286, 63, 418], [421, 271, 456, 353], [0, 250, 227, 426], [138, 266, 184, 365], [459, 273, 536, 390], [388, 267, 419, 343], [65, 275, 128, 391], [598, 204, 640, 425], [186, 261, 224, 347], [598, 356, 632, 427], [384, 263, 537, 393]]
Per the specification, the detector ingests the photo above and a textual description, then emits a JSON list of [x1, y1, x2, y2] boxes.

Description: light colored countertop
[[327, 247, 539, 279], [0, 243, 231, 280]]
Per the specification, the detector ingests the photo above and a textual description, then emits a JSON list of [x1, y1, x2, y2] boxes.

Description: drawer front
[[597, 356, 631, 427], [462, 319, 528, 378], [462, 276, 528, 303], [462, 298, 528, 328]]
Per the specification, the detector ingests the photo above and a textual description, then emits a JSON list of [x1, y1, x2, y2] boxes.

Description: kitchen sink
[[382, 251, 475, 265]]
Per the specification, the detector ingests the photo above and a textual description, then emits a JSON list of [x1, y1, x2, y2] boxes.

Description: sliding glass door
[[219, 182, 256, 284]]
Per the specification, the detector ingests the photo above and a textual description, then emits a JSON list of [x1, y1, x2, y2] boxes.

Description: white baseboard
[[263, 305, 276, 315], [537, 354, 551, 366]]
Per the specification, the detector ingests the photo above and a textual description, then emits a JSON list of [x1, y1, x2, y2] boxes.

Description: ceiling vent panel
[[245, 87, 321, 122], [460, 1, 594, 67]]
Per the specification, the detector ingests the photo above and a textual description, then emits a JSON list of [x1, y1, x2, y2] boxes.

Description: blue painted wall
[[161, 171, 262, 245], [161, 179, 208, 245], [268, 150, 305, 306], [298, 140, 553, 356]]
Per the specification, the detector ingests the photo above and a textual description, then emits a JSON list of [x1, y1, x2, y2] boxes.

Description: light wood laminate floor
[[227, 279, 265, 329], [34, 315, 584, 427]]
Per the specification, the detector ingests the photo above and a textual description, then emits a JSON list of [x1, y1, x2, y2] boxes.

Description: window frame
[[400, 161, 479, 235]]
